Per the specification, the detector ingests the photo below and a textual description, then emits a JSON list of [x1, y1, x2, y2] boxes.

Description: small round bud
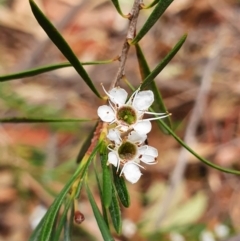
[[74, 211, 85, 224]]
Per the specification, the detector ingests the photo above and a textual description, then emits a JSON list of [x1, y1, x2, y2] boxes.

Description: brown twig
[[86, 121, 103, 155], [109, 0, 142, 90], [87, 0, 142, 153]]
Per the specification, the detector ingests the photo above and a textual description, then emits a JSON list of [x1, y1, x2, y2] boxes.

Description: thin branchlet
[[109, 0, 142, 89], [86, 121, 104, 155], [92, 0, 142, 145]]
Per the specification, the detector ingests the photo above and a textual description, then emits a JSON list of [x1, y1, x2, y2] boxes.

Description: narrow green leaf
[[110, 0, 128, 17], [109, 185, 122, 234], [29, 213, 46, 241], [63, 204, 74, 241], [39, 180, 74, 241], [63, 219, 71, 241], [112, 166, 130, 208], [140, 34, 187, 90], [29, 0, 101, 98], [131, 0, 174, 44], [0, 117, 93, 123], [100, 143, 112, 208], [159, 119, 240, 175], [74, 178, 84, 200], [94, 165, 109, 227], [39, 143, 100, 241], [142, 0, 159, 9], [135, 43, 171, 133], [85, 183, 114, 241], [53, 197, 73, 241], [0, 60, 114, 82], [76, 121, 98, 163]]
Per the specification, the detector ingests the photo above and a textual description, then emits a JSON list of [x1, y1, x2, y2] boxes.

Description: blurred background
[[0, 0, 240, 240]]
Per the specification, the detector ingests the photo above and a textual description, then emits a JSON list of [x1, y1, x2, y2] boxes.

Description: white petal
[[122, 162, 142, 184], [108, 151, 119, 167], [138, 145, 158, 157], [139, 154, 156, 164], [97, 105, 115, 122], [107, 129, 121, 145], [128, 131, 147, 144], [109, 87, 128, 106], [132, 90, 154, 111], [133, 120, 152, 135]]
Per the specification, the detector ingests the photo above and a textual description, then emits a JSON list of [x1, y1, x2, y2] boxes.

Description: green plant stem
[[159, 120, 240, 175]]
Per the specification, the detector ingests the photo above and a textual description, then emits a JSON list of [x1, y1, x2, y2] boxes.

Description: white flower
[[214, 224, 229, 239], [107, 129, 158, 183], [97, 85, 170, 135], [200, 231, 215, 241]]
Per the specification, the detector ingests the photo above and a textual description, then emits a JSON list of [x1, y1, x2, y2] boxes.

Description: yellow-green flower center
[[117, 106, 137, 125], [118, 141, 137, 161]]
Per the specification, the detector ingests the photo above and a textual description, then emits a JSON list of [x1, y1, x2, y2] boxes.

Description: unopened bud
[[74, 211, 85, 224]]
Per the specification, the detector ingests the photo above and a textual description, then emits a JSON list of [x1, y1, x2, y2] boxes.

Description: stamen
[[137, 113, 171, 122], [107, 145, 114, 151], [101, 83, 114, 100], [141, 161, 158, 165], [144, 111, 170, 115], [108, 99, 116, 113], [116, 160, 121, 173], [126, 87, 140, 105]]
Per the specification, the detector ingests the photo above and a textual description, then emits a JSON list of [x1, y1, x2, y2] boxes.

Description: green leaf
[[100, 143, 112, 208], [85, 183, 114, 241], [63, 204, 74, 241], [28, 213, 46, 241], [110, 0, 128, 17], [159, 119, 240, 175], [131, 0, 175, 44], [29, 0, 101, 98], [0, 60, 114, 82], [74, 177, 84, 200], [63, 220, 71, 241], [94, 164, 109, 227], [63, 205, 74, 241], [39, 143, 100, 241], [39, 178, 75, 241], [142, 0, 159, 9], [135, 43, 171, 133], [53, 197, 73, 241], [76, 121, 98, 163], [0, 117, 93, 123], [112, 166, 130, 208], [109, 185, 122, 234], [140, 34, 187, 90]]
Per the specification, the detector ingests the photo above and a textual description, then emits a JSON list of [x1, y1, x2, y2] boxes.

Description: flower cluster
[[98, 85, 170, 184]]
